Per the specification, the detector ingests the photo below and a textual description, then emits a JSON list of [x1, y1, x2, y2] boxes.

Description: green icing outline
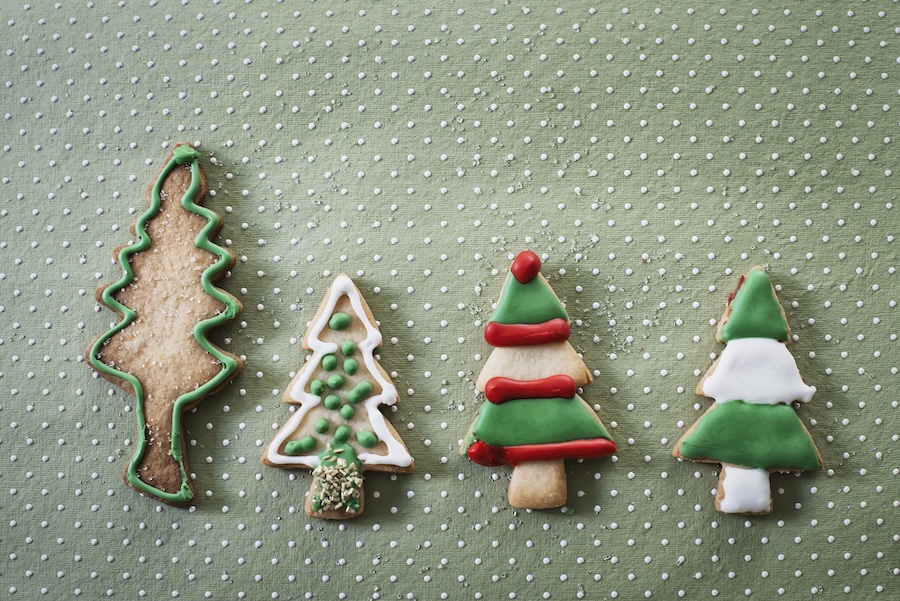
[[88, 145, 241, 504]]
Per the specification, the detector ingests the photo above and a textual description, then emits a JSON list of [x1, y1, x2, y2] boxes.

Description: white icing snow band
[[264, 275, 413, 469], [702, 337, 816, 406]]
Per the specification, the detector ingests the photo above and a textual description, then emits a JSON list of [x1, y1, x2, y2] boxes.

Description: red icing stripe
[[467, 438, 617, 467], [726, 273, 746, 306], [484, 375, 577, 404], [511, 250, 541, 283], [484, 318, 570, 347]]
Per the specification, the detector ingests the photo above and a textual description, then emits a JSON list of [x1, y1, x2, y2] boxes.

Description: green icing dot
[[309, 379, 326, 396], [343, 358, 359, 376], [327, 374, 345, 389], [334, 425, 351, 443], [341, 340, 357, 356], [347, 381, 373, 404], [329, 312, 351, 330], [321, 354, 338, 371], [314, 418, 330, 434], [356, 431, 378, 448], [339, 404, 355, 420], [323, 394, 341, 410], [285, 436, 316, 455]]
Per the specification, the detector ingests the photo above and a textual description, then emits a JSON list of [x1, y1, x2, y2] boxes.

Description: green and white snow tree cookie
[[673, 267, 823, 515]]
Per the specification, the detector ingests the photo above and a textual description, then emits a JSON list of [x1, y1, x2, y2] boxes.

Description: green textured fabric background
[[1, 1, 897, 599]]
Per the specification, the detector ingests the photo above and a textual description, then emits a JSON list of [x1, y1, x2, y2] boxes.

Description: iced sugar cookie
[[88, 143, 243, 505], [673, 267, 822, 514], [462, 251, 615, 509], [263, 275, 414, 519]]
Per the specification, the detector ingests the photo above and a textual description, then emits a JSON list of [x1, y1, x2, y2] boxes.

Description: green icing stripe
[[720, 268, 789, 342], [88, 146, 241, 504], [490, 274, 569, 325], [469, 396, 611, 448], [679, 400, 822, 471]]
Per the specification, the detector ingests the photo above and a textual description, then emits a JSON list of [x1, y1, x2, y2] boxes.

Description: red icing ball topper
[[511, 250, 541, 284]]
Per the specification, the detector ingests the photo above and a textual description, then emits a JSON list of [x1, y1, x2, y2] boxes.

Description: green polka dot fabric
[[1, 2, 897, 598]]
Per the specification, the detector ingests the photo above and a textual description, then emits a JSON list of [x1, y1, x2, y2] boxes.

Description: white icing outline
[[264, 275, 413, 469], [702, 337, 816, 405], [718, 464, 772, 514]]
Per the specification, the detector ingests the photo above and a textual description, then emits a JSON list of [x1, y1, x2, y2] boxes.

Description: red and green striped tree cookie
[[462, 251, 616, 509]]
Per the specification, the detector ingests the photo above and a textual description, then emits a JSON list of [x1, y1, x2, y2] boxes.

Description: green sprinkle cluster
[[311, 449, 363, 513]]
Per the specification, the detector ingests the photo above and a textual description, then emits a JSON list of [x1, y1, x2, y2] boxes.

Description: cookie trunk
[[716, 464, 773, 514], [129, 396, 190, 499], [305, 477, 365, 520], [508, 459, 567, 509]]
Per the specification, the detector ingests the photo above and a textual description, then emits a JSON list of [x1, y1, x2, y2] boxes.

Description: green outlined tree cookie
[[87, 143, 243, 505], [673, 267, 822, 514], [263, 275, 414, 520]]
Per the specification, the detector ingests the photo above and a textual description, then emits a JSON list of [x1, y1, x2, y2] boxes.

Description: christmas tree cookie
[[87, 143, 243, 505], [673, 267, 822, 514], [263, 275, 414, 520], [462, 251, 616, 509]]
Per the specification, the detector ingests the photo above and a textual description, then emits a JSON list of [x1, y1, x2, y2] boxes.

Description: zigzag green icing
[[88, 145, 241, 504]]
